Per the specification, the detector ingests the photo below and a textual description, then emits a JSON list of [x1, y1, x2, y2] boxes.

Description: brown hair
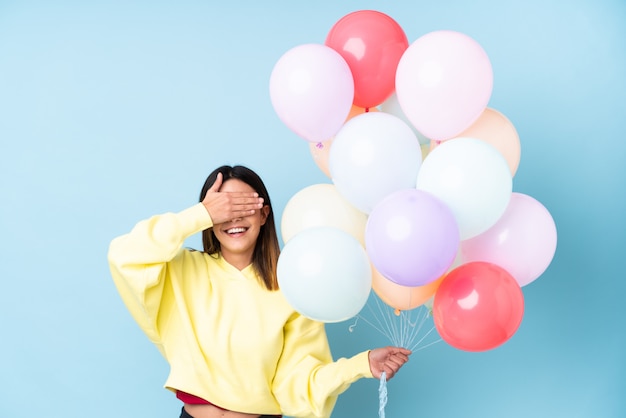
[[199, 165, 280, 291]]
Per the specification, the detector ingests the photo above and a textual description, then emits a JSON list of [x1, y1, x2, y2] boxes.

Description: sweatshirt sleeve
[[107, 203, 213, 343], [271, 312, 373, 418]]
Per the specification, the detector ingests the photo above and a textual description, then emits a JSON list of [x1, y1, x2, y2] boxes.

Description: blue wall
[[1, 0, 624, 417]]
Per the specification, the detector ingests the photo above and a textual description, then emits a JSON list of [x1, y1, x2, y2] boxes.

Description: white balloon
[[277, 227, 372, 323], [416, 137, 512, 240], [329, 112, 422, 214], [281, 183, 367, 246]]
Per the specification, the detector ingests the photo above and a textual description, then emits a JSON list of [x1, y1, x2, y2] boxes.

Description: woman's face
[[212, 178, 269, 269]]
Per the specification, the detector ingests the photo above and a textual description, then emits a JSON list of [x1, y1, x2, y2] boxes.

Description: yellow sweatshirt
[[107, 202, 373, 418]]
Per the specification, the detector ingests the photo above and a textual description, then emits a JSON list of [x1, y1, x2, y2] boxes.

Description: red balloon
[[433, 262, 524, 352], [325, 10, 408, 109]]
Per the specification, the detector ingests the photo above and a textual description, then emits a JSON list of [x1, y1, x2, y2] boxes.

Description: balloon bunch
[[271, 10, 557, 352]]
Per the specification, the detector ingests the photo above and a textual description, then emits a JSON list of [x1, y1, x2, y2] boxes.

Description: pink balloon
[[460, 193, 557, 287], [269, 43, 354, 142], [395, 30, 493, 141], [365, 188, 460, 286]]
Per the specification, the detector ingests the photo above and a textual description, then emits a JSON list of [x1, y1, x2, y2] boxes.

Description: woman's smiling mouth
[[226, 227, 247, 235]]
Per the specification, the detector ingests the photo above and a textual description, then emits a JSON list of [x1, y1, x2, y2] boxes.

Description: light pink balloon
[[395, 30, 493, 141], [269, 43, 354, 142], [460, 193, 557, 287]]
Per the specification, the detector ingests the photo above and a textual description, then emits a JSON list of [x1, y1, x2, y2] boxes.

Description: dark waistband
[[179, 405, 282, 418]]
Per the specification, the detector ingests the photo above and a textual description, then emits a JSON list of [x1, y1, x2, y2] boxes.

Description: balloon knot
[[315, 142, 324, 149], [394, 309, 401, 316], [348, 316, 359, 332]]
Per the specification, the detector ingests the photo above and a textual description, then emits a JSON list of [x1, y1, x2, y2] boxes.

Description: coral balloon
[[433, 262, 524, 352], [372, 266, 444, 312], [396, 30, 493, 141], [326, 10, 408, 108], [269, 43, 354, 142], [461, 193, 557, 287]]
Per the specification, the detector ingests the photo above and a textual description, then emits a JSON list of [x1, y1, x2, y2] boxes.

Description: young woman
[[108, 165, 411, 418]]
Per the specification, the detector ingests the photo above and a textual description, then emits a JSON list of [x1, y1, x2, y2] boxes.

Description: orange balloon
[[309, 105, 379, 178], [430, 108, 521, 176], [309, 140, 333, 178], [372, 265, 444, 311]]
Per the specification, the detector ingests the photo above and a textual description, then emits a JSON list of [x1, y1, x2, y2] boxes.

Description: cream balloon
[[281, 183, 368, 246]]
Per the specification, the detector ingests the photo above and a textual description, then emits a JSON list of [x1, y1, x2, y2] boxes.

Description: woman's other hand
[[368, 346, 412, 379]]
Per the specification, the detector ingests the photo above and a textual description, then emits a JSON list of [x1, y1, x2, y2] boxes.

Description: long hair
[[199, 165, 280, 291]]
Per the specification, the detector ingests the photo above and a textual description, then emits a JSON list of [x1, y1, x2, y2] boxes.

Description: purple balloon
[[365, 189, 460, 286]]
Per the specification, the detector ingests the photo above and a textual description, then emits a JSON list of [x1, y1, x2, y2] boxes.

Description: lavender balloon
[[365, 189, 460, 286]]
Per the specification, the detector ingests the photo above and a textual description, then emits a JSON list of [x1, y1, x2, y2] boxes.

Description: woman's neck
[[221, 251, 253, 271]]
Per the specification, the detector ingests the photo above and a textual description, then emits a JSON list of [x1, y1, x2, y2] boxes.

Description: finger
[[387, 350, 408, 361], [389, 346, 412, 356], [229, 209, 257, 220], [229, 196, 264, 211], [387, 360, 406, 378], [386, 357, 405, 370], [209, 172, 223, 192], [231, 201, 264, 213], [227, 192, 261, 203], [392, 352, 410, 363], [383, 357, 408, 375], [232, 197, 264, 208], [386, 349, 410, 364], [399, 347, 412, 356], [384, 366, 396, 380]]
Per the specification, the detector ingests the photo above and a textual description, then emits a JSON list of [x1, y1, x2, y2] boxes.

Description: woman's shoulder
[[169, 248, 220, 280]]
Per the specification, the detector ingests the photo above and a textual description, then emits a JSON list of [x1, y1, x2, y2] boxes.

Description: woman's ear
[[260, 205, 270, 225]]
